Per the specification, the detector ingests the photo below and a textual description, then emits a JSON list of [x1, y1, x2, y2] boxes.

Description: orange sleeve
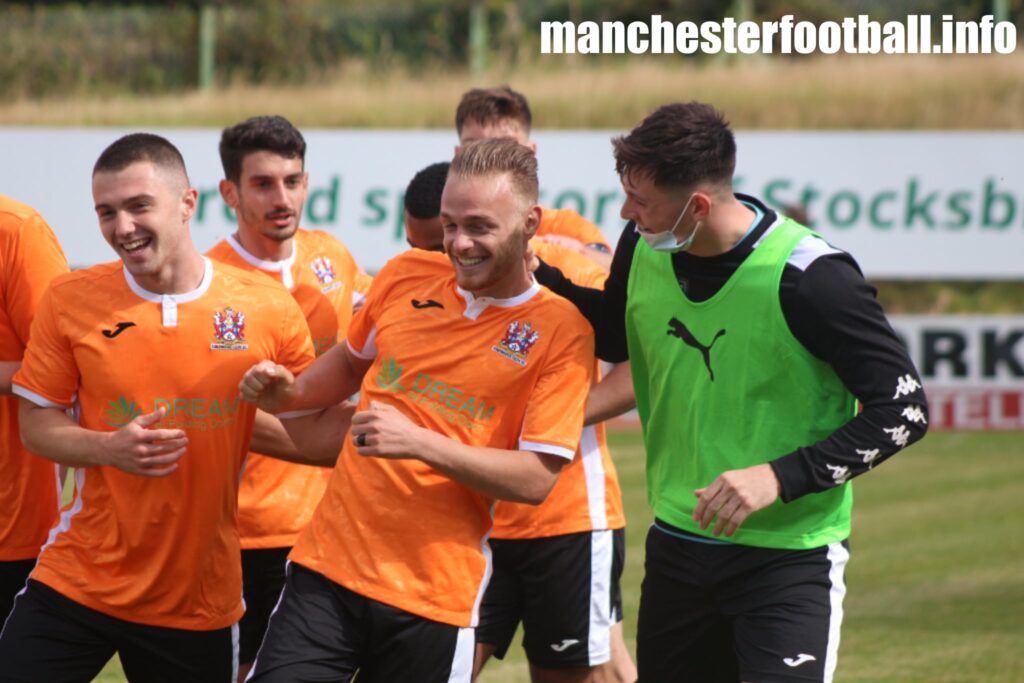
[[12, 283, 78, 407], [353, 270, 374, 297], [543, 208, 611, 251], [570, 212, 612, 251], [532, 240, 609, 286], [6, 214, 69, 346], [518, 311, 594, 458], [276, 293, 317, 377], [346, 253, 407, 358]]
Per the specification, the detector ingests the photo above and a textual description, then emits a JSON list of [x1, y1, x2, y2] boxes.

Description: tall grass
[[1, 55, 1022, 129]]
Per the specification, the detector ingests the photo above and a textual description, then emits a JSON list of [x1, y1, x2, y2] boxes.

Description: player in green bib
[[534, 102, 928, 682]]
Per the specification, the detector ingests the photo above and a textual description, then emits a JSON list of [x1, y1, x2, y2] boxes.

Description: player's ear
[[523, 204, 542, 240], [181, 187, 199, 222], [693, 191, 713, 221], [219, 179, 239, 209]]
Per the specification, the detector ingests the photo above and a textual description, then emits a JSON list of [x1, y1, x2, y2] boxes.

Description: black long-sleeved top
[[534, 195, 928, 503]]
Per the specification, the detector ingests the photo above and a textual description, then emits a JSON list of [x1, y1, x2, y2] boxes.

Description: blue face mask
[[637, 194, 702, 253]]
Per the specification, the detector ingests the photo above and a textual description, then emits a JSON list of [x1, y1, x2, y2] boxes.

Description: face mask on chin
[[638, 193, 702, 253]]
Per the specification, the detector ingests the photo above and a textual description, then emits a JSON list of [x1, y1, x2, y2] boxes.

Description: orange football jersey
[[0, 196, 68, 561], [352, 269, 374, 310], [490, 240, 625, 539], [207, 230, 358, 549], [290, 250, 594, 628], [538, 206, 611, 251], [12, 258, 314, 629]]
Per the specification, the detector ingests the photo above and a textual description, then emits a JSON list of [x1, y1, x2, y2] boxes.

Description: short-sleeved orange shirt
[[491, 240, 625, 539], [539, 206, 611, 252], [352, 269, 374, 310], [207, 230, 358, 549], [0, 196, 69, 561], [290, 250, 594, 628], [12, 258, 314, 630]]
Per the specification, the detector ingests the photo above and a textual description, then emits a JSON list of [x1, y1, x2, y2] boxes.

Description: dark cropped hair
[[219, 115, 306, 182], [613, 102, 736, 189], [455, 85, 532, 136], [93, 133, 189, 186], [449, 138, 538, 207], [405, 162, 450, 220]]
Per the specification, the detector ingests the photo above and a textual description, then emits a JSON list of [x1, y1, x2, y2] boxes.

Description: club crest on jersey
[[492, 320, 540, 367], [311, 256, 342, 293], [211, 307, 248, 350]]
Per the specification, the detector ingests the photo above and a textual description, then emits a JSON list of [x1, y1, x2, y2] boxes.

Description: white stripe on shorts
[[823, 542, 850, 683], [230, 622, 240, 683], [446, 626, 475, 683], [587, 529, 614, 666]]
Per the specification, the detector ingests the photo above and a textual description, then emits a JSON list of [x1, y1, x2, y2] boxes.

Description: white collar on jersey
[[122, 256, 215, 327], [456, 278, 541, 321], [225, 233, 297, 289]]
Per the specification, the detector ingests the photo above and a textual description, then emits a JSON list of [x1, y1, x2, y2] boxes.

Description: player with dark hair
[[534, 101, 928, 682], [219, 115, 307, 185], [0, 133, 316, 681], [208, 114, 364, 682], [403, 161, 450, 253]]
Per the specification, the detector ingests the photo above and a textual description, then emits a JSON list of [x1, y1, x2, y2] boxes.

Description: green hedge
[[2, 1, 1016, 99]]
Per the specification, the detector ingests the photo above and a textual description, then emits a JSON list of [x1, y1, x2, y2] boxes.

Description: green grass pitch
[[91, 429, 1023, 682]]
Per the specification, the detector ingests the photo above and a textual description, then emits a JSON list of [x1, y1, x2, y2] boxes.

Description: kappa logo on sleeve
[[211, 307, 248, 350]]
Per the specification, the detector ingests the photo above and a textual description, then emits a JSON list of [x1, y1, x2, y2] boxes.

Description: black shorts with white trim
[[477, 528, 625, 669], [637, 519, 849, 683], [0, 579, 238, 683], [248, 562, 474, 683]]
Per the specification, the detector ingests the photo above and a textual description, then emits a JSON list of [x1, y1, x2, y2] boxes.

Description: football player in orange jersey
[[0, 196, 69, 623], [0, 133, 317, 682], [208, 115, 364, 682], [402, 160, 637, 683], [455, 85, 614, 271], [239, 139, 596, 683]]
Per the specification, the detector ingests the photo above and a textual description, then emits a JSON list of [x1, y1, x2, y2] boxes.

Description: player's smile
[[119, 234, 153, 255], [452, 254, 486, 268]]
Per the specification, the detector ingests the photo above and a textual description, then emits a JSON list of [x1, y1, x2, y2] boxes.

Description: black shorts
[[476, 528, 625, 668], [239, 547, 290, 665], [248, 562, 474, 683], [0, 579, 238, 683], [0, 559, 34, 625], [637, 520, 850, 683]]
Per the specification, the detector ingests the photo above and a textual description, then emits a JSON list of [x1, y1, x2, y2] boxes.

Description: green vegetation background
[[12, 4, 1023, 680]]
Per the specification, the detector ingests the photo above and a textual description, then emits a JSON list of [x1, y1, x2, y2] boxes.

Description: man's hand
[[239, 360, 297, 413], [350, 400, 428, 460], [693, 463, 781, 537], [103, 406, 187, 477]]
